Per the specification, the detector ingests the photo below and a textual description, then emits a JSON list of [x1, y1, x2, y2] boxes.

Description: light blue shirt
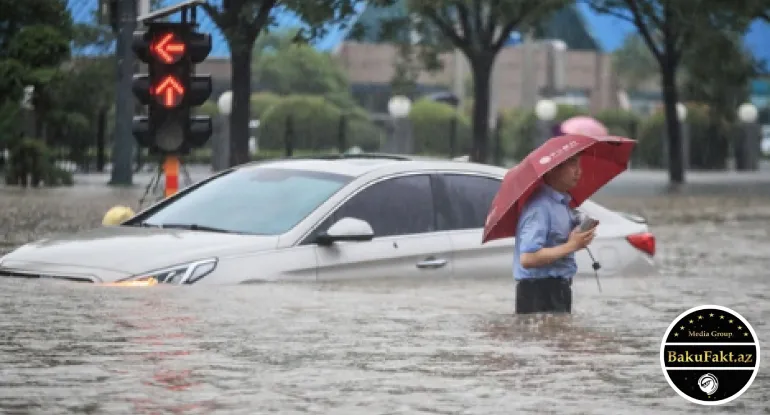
[[513, 184, 579, 281]]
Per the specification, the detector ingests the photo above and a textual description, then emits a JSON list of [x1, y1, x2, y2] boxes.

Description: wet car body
[[0, 154, 658, 285]]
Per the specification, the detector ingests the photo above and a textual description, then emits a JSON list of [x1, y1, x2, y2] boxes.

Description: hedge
[[3, 137, 74, 187], [500, 104, 589, 162], [258, 95, 381, 152], [256, 95, 472, 156], [497, 103, 729, 169], [408, 98, 471, 155], [250, 92, 282, 119], [635, 104, 728, 169]]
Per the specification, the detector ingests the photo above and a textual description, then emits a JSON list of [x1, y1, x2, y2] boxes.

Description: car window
[[138, 167, 352, 235], [329, 174, 436, 238], [432, 174, 501, 231]]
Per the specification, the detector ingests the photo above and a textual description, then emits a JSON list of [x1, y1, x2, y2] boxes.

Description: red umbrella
[[482, 133, 636, 244]]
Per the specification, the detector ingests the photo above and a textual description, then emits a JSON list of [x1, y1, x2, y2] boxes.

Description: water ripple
[[2, 193, 770, 413]]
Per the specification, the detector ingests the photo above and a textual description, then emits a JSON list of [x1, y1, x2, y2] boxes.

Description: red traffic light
[[151, 32, 186, 64], [153, 75, 185, 108]]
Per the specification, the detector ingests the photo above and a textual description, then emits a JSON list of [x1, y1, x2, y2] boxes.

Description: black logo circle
[[660, 305, 760, 405]]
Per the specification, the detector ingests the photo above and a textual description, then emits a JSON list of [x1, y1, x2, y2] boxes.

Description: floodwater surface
[[1, 187, 768, 414]]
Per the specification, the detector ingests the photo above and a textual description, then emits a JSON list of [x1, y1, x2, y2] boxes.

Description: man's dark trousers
[[515, 277, 572, 314]]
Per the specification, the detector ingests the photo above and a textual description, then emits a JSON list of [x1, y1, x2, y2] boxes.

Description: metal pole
[[164, 155, 180, 198], [110, 0, 137, 185], [520, 31, 536, 109], [212, 114, 230, 172], [138, 0, 150, 19]]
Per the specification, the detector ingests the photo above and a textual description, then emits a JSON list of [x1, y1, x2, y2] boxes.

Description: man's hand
[[520, 221, 599, 269], [567, 225, 597, 252]]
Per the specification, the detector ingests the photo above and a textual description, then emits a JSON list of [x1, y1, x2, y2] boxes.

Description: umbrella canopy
[[559, 116, 609, 137], [482, 134, 636, 244]]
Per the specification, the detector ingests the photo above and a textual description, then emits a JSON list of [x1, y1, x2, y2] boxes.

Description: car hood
[[1, 225, 280, 278]]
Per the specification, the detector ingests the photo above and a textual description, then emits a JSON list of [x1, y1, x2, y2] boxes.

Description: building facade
[[333, 40, 620, 113]]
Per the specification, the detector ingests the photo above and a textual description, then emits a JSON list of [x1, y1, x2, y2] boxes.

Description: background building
[[336, 1, 619, 114]]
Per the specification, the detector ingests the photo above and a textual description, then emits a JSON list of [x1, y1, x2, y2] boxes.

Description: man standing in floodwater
[[512, 154, 598, 314]]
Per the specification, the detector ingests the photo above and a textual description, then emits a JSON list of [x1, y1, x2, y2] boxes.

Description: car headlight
[[116, 258, 218, 286]]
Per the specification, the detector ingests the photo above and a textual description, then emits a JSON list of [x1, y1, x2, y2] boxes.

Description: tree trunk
[[660, 60, 684, 184], [96, 107, 106, 172], [34, 112, 45, 141], [228, 45, 253, 167], [470, 59, 493, 163]]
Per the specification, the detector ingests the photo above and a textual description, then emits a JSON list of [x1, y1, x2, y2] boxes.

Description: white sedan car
[[0, 154, 657, 285]]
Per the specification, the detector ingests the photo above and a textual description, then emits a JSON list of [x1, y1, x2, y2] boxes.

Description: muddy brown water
[[1, 186, 768, 414]]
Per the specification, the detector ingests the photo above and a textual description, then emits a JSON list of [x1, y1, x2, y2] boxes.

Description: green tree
[[252, 29, 354, 108], [586, 0, 757, 184], [44, 57, 114, 155], [0, 0, 73, 142], [384, 0, 568, 164], [612, 33, 658, 91], [726, 2, 769, 22], [202, 0, 387, 167], [679, 30, 760, 169]]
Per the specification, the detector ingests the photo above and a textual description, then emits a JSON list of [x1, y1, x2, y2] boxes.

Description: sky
[[68, 0, 769, 71]]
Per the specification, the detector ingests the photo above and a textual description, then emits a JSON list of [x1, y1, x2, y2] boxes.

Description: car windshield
[[138, 167, 353, 235]]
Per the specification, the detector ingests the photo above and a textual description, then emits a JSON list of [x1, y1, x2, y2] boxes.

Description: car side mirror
[[316, 217, 374, 246]]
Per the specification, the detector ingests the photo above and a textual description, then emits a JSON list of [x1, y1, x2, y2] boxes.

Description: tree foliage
[[612, 34, 658, 91], [374, 0, 568, 163], [586, 0, 757, 183], [202, 0, 387, 166], [680, 30, 761, 118], [46, 57, 114, 143], [0, 0, 72, 100], [0, 0, 73, 144], [252, 29, 353, 107], [0, 0, 72, 54]]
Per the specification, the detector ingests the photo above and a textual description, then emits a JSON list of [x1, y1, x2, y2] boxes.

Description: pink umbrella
[[559, 116, 609, 137]]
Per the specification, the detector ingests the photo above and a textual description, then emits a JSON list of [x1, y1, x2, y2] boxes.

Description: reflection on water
[[1, 194, 769, 414]]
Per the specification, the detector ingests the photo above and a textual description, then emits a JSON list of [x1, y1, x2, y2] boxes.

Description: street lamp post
[[545, 40, 567, 98], [736, 102, 759, 171], [386, 95, 413, 154], [214, 91, 232, 172], [534, 98, 557, 147]]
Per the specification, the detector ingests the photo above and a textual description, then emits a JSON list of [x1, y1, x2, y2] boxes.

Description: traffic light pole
[[110, 0, 137, 186], [163, 155, 180, 197]]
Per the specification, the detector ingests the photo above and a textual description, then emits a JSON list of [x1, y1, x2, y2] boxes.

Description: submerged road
[[1, 163, 769, 413]]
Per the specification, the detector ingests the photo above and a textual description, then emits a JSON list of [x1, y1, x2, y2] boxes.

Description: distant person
[[513, 153, 598, 314]]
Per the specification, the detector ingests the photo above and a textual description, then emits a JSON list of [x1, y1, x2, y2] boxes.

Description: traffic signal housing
[[131, 22, 213, 154], [186, 30, 213, 148]]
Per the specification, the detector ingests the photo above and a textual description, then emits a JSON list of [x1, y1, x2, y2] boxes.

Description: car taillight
[[627, 232, 655, 256]]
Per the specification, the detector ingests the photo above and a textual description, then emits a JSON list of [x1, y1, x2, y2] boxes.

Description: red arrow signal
[[151, 32, 186, 64], [153, 75, 185, 108]]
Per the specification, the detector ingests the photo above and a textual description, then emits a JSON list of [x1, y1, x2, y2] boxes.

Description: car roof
[[235, 153, 509, 179]]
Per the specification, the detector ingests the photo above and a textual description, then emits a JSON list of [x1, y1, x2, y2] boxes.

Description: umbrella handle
[[586, 247, 602, 293]]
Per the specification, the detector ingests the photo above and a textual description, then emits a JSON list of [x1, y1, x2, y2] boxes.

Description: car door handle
[[416, 257, 447, 269]]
